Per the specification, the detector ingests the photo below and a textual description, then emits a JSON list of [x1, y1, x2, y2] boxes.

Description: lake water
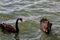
[[0, 0, 60, 40]]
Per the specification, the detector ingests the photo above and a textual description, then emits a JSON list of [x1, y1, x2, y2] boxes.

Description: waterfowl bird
[[40, 18, 52, 34], [0, 18, 23, 33]]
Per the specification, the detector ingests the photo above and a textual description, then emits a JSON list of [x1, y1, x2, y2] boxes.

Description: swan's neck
[[15, 19, 19, 32]]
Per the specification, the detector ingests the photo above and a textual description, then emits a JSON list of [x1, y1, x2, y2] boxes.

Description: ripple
[[0, 0, 52, 14], [1, 14, 52, 24], [0, 0, 60, 40]]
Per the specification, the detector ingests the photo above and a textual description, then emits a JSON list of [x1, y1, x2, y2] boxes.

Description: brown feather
[[2, 23, 16, 32]]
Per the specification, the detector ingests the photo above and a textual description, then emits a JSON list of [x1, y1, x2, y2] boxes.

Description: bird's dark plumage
[[40, 18, 52, 34], [0, 18, 23, 33]]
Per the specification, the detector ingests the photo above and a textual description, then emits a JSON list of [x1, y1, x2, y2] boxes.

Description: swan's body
[[40, 18, 52, 34], [0, 18, 22, 33]]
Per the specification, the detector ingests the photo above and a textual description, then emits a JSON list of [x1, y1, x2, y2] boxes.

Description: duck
[[0, 18, 23, 33], [40, 18, 52, 34]]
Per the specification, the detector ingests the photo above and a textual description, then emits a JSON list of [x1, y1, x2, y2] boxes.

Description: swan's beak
[[45, 28, 48, 32]]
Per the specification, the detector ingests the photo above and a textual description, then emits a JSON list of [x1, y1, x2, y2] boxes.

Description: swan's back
[[0, 23, 16, 33]]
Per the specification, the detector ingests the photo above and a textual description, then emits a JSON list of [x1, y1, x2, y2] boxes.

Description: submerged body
[[0, 18, 23, 33], [40, 18, 52, 34]]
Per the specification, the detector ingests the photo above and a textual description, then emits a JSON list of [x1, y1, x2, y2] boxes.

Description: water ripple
[[0, 0, 57, 14]]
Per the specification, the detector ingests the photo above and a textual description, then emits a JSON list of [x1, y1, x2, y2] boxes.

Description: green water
[[0, 0, 60, 40]]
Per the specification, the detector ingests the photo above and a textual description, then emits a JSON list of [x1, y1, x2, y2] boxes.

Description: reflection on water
[[0, 0, 60, 40], [14, 33, 19, 40]]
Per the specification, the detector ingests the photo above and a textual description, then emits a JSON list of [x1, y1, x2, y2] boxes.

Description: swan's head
[[40, 18, 49, 27], [40, 18, 52, 33], [17, 18, 23, 22], [40, 18, 48, 22]]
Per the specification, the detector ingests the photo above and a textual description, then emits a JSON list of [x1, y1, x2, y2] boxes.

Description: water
[[0, 0, 60, 40]]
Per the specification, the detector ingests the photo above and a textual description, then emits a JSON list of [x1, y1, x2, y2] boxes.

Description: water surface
[[0, 0, 60, 40]]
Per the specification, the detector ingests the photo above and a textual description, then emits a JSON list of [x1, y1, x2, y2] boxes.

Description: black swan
[[0, 18, 23, 33], [40, 18, 52, 34]]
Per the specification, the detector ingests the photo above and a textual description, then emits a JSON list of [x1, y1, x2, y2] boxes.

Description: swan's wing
[[2, 23, 16, 32]]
